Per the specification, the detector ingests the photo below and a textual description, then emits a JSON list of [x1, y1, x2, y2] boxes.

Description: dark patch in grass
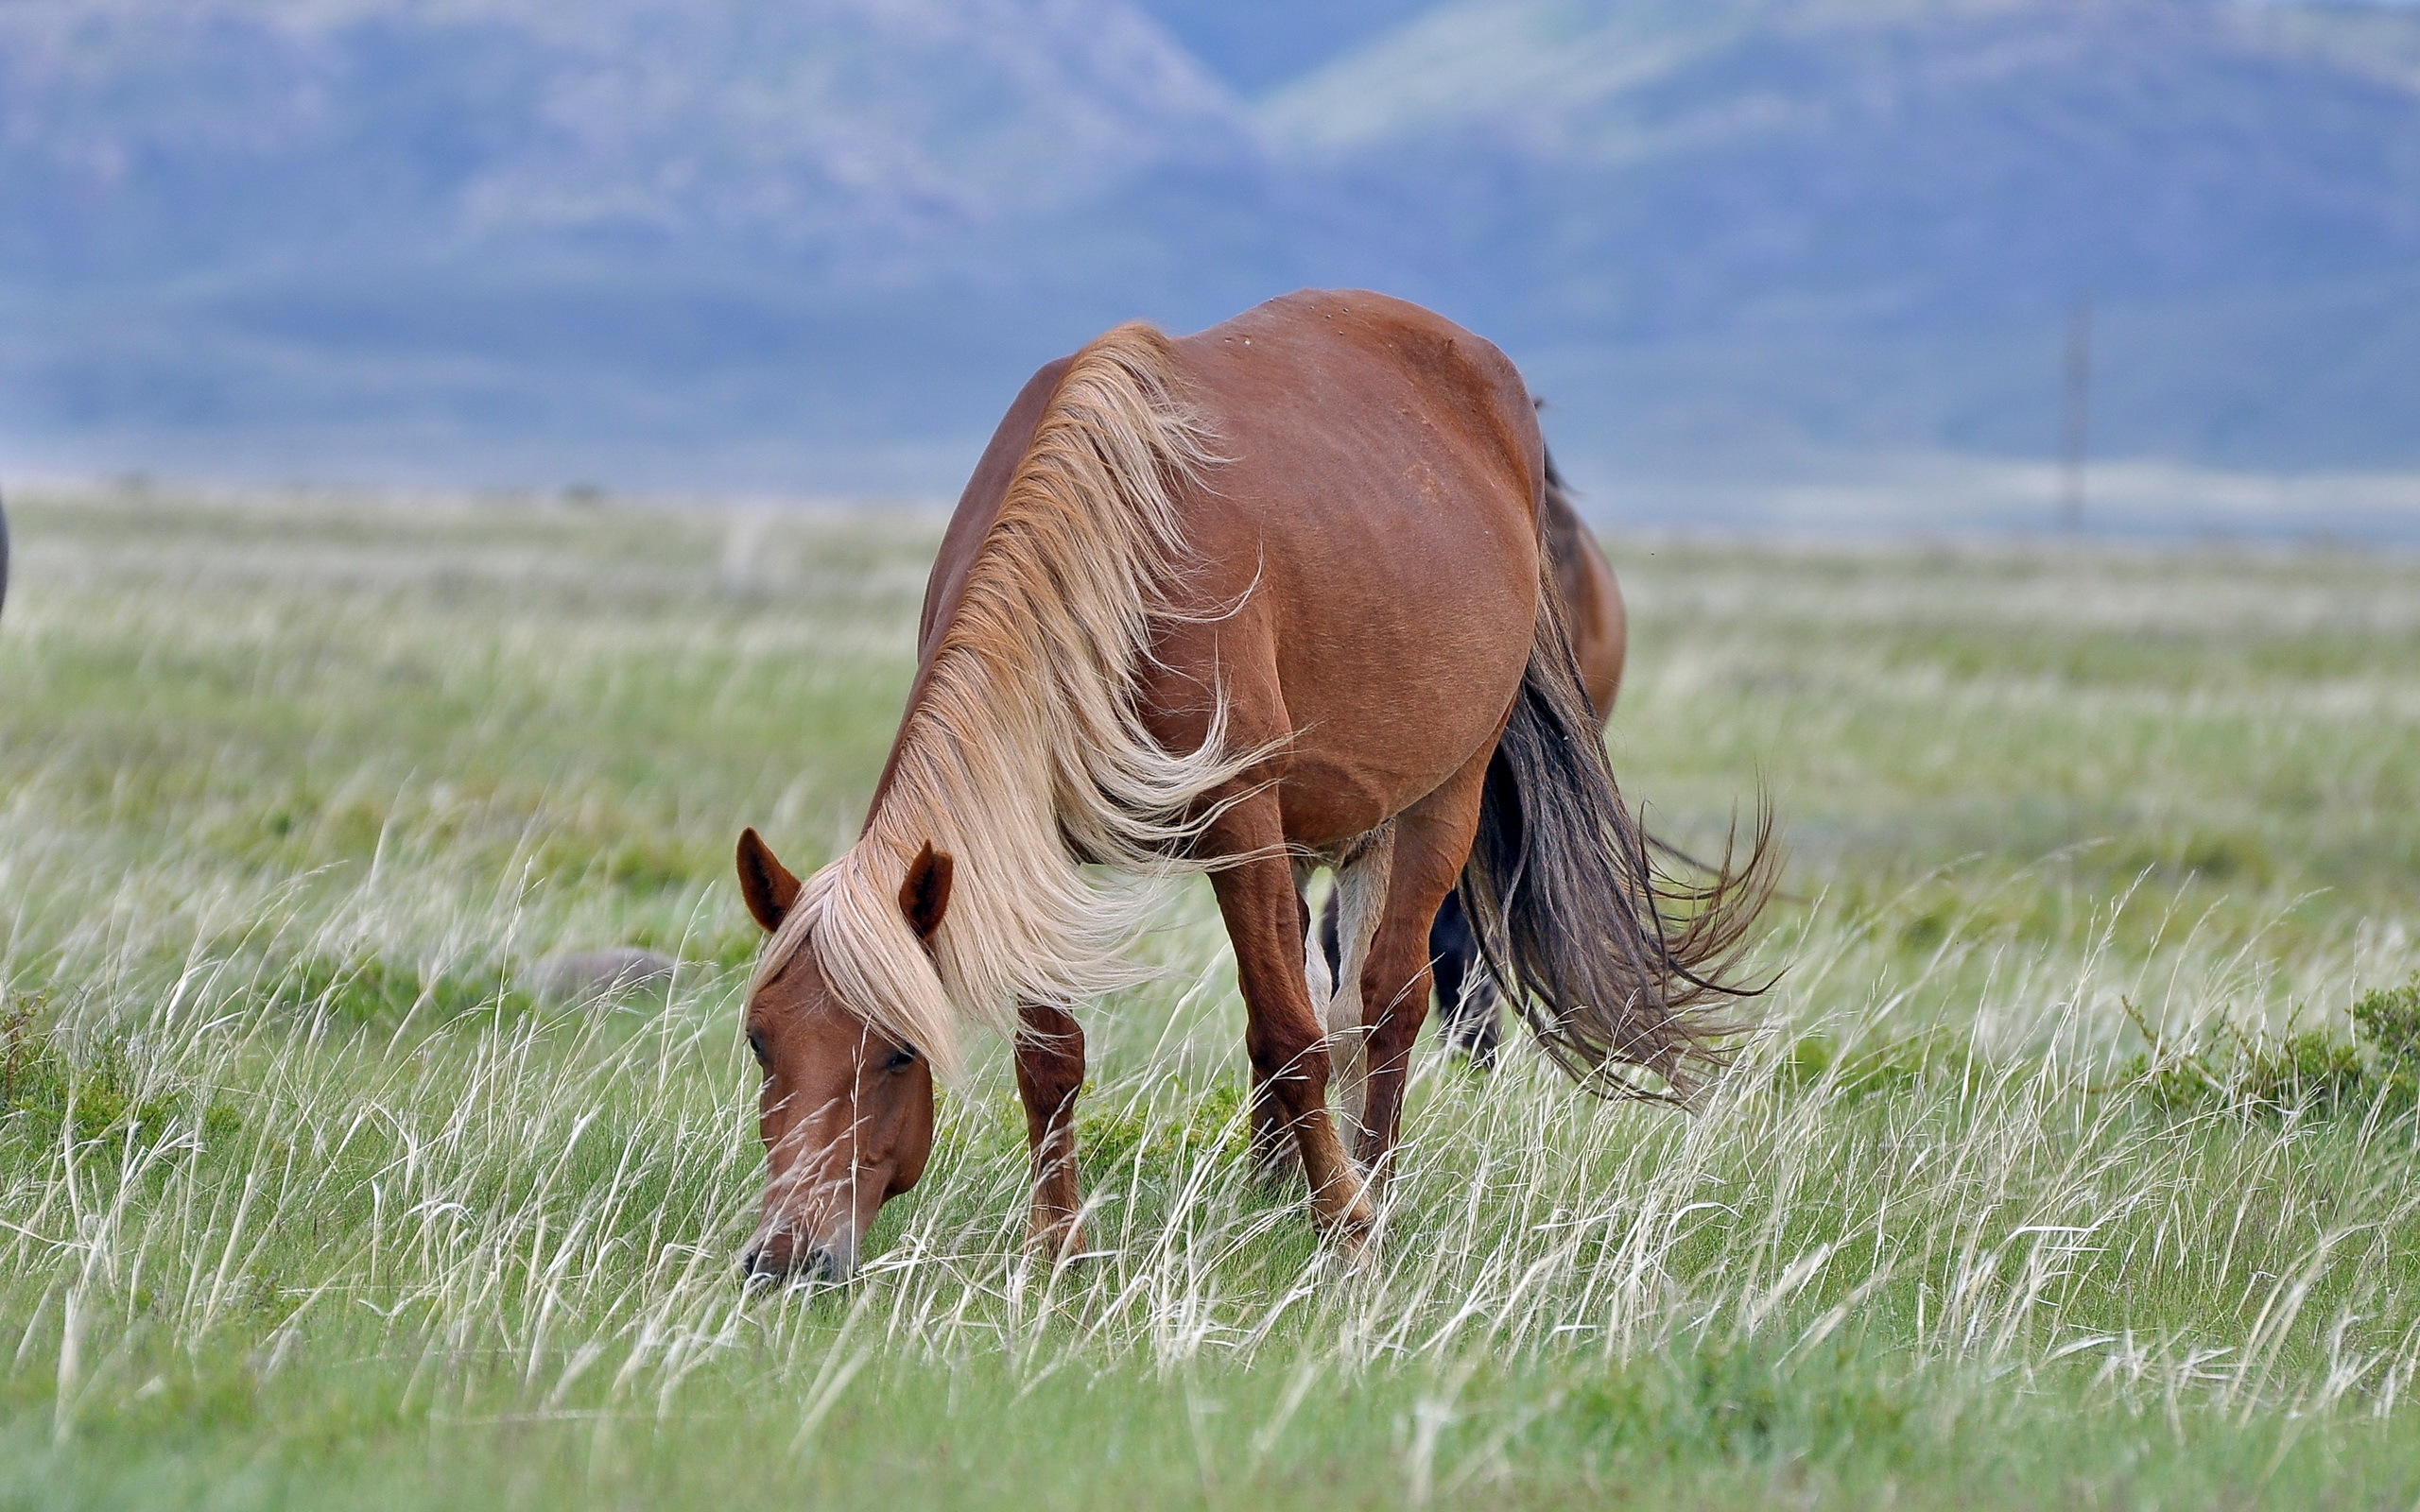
[[623, 922, 758, 971], [0, 996, 238, 1150], [1778, 1029, 1978, 1100], [1559, 1339, 1916, 1468], [1897, 909, 1950, 952], [2109, 830, 2276, 889], [271, 957, 533, 1029], [589, 837, 702, 895]]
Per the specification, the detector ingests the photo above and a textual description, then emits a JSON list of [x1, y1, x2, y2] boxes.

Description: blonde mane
[[752, 324, 1259, 1084]]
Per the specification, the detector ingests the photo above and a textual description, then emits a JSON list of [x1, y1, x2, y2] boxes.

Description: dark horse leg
[[1428, 893, 1503, 1067], [1347, 747, 1492, 1183], [1014, 1001, 1086, 1259], [1207, 796, 1375, 1250]]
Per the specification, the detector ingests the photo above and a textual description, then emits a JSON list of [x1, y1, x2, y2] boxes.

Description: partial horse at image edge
[[732, 290, 1777, 1283]]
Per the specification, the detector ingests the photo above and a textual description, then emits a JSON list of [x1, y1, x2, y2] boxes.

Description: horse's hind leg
[[1354, 749, 1493, 1181], [1208, 804, 1375, 1250], [1016, 1002, 1087, 1260]]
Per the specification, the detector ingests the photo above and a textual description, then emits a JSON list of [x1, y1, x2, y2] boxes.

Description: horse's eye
[[884, 1046, 918, 1074], [747, 1029, 769, 1067]]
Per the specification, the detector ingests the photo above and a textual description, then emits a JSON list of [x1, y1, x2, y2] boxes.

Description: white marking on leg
[[1323, 825, 1394, 1148], [1297, 858, 1334, 1010]]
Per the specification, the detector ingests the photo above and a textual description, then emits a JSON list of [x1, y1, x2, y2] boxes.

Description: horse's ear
[[735, 828, 802, 934], [898, 842, 954, 943]]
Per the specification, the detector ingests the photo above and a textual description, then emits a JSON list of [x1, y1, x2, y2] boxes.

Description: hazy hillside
[[1260, 0, 2420, 472], [0, 0, 1244, 279], [2, 0, 2416, 500]]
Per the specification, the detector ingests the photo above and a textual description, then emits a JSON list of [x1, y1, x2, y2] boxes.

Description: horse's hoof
[[1314, 1175, 1379, 1257], [1028, 1213, 1087, 1264], [1330, 1206, 1379, 1269]]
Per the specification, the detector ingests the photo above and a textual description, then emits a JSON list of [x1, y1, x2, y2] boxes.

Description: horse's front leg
[[1248, 873, 1322, 1181], [1015, 1001, 1087, 1260], [1207, 816, 1375, 1254]]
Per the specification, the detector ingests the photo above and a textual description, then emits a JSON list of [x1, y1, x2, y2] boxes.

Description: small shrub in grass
[[2127, 977, 2420, 1122], [929, 1082, 1250, 1183], [2236, 1031, 2374, 1117], [2352, 976, 2420, 1063], [1078, 1080, 1248, 1175]]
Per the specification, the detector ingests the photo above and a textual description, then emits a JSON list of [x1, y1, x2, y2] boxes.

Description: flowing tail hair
[[1457, 553, 1779, 1104]]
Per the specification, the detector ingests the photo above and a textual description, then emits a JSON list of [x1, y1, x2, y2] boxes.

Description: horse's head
[[733, 828, 950, 1285]]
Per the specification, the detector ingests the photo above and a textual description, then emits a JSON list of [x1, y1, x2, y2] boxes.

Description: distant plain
[[2, 488, 2419, 1506]]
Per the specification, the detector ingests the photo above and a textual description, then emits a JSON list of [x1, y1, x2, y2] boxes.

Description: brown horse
[[734, 290, 1770, 1282]]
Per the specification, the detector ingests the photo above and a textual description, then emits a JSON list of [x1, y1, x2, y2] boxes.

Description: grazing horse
[[734, 291, 1771, 1282], [1330, 456, 1626, 1067]]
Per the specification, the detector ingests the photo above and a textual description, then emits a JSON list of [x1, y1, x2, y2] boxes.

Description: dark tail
[[1457, 552, 1778, 1104]]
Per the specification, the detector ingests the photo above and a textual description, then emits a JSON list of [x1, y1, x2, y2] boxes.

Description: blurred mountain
[[2, 0, 2417, 498], [0, 0, 1260, 486], [0, 0, 1244, 279]]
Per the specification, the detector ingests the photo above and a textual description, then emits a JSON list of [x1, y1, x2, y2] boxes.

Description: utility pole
[[2060, 294, 2091, 533]]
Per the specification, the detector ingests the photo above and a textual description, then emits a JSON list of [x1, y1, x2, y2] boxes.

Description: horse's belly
[[1270, 555, 1533, 847]]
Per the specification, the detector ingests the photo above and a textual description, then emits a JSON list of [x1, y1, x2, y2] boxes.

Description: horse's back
[[1174, 290, 1542, 541], [925, 290, 1541, 668]]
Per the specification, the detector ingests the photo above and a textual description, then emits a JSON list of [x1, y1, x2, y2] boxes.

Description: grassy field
[[3, 485, 2420, 1507]]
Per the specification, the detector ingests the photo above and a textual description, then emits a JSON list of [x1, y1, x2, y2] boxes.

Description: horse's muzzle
[[740, 1229, 856, 1288]]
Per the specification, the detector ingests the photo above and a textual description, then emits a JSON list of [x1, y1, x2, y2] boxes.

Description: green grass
[[3, 485, 2420, 1507]]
